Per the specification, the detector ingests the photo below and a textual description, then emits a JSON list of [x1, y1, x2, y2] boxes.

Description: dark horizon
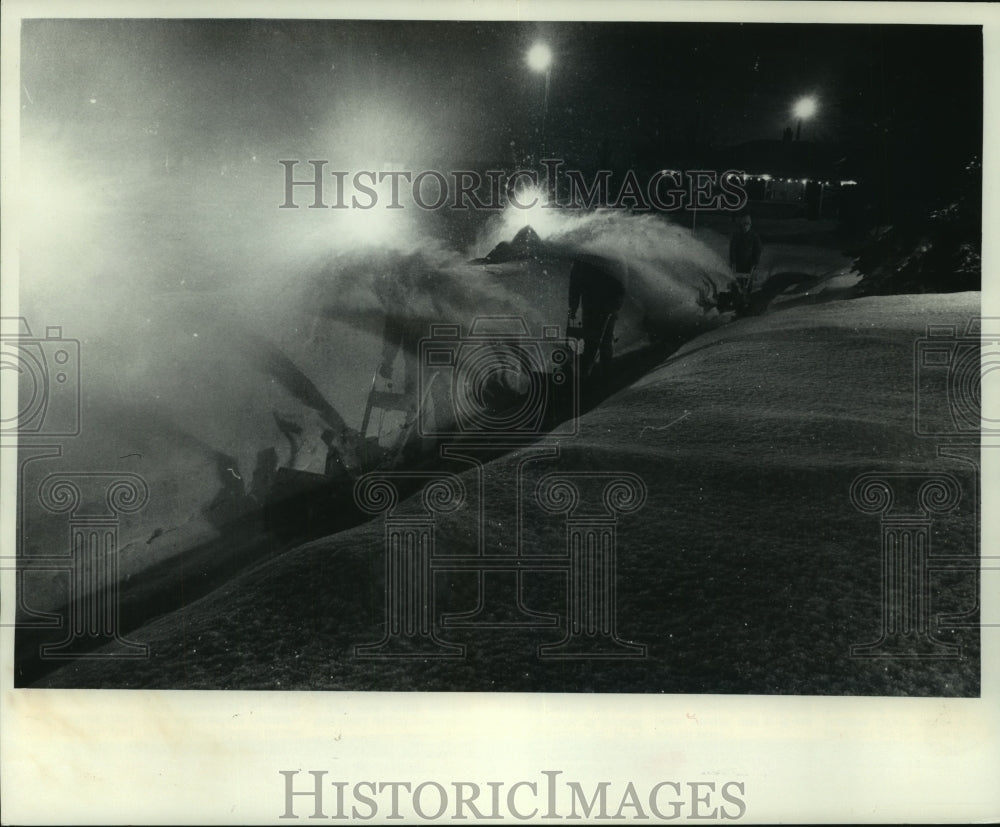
[[21, 20, 982, 168]]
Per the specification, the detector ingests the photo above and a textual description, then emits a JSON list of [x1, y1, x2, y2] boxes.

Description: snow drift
[[29, 292, 982, 695]]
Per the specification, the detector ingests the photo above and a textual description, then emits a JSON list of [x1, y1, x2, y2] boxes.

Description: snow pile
[[31, 292, 982, 695]]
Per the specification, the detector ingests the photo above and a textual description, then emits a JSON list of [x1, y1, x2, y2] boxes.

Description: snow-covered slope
[[33, 292, 981, 695]]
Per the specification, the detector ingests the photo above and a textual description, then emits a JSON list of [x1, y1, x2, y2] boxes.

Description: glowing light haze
[[792, 95, 818, 120], [526, 41, 552, 73]]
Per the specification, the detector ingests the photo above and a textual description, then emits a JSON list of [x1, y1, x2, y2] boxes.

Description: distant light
[[760, 174, 772, 181], [793, 96, 818, 120], [501, 184, 561, 236], [527, 42, 552, 73], [840, 179, 858, 186], [801, 179, 808, 185]]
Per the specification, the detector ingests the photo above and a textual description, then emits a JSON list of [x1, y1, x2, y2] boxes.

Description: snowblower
[[358, 366, 435, 469]]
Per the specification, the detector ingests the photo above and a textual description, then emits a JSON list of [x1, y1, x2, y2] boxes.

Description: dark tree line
[[853, 156, 981, 296]]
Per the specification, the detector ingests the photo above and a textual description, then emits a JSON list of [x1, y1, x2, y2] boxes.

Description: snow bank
[[33, 292, 982, 694]]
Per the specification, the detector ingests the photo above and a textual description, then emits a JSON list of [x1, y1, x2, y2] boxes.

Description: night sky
[[21, 19, 982, 175]]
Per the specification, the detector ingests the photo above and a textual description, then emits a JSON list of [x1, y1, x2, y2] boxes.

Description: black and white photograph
[[2, 1, 998, 823]]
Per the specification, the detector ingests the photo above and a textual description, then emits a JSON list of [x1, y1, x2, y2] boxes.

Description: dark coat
[[568, 259, 625, 317], [729, 229, 763, 273]]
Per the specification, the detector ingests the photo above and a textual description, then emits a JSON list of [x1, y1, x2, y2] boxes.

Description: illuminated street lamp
[[527, 41, 552, 73], [527, 42, 553, 157], [793, 95, 818, 141]]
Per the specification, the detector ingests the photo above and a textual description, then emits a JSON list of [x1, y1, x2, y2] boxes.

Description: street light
[[526, 42, 552, 73], [792, 95, 818, 141], [526, 42, 552, 158]]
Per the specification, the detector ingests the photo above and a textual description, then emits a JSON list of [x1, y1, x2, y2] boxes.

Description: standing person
[[729, 213, 763, 307], [568, 257, 626, 380]]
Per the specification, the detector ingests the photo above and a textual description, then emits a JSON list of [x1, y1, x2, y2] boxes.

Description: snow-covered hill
[[32, 292, 981, 695]]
